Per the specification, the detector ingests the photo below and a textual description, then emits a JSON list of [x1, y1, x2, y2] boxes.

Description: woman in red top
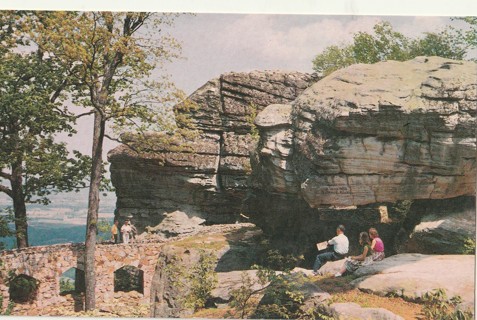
[[369, 227, 385, 261]]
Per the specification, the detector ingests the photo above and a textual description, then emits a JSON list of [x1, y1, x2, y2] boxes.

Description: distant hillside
[[0, 190, 116, 249]]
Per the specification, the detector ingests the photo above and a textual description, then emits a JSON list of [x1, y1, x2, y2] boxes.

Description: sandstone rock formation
[[352, 254, 475, 309], [326, 302, 404, 320], [150, 223, 264, 317], [396, 196, 476, 254], [109, 57, 475, 258], [108, 71, 318, 230], [252, 57, 476, 206], [248, 56, 476, 255]]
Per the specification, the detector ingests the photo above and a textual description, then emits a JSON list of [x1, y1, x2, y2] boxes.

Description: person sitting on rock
[[369, 227, 385, 261], [312, 224, 349, 275], [334, 232, 373, 277]]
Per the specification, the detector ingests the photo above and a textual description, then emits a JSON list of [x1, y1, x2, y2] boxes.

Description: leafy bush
[[421, 288, 473, 320], [459, 238, 475, 255], [59, 278, 75, 295], [262, 249, 304, 271], [184, 249, 218, 310], [164, 249, 218, 312], [229, 265, 309, 319]]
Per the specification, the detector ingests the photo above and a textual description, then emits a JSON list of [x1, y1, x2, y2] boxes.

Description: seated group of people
[[312, 225, 384, 277]]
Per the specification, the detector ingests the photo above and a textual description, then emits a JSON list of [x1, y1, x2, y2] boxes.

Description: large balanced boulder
[[248, 56, 476, 255], [253, 57, 476, 206]]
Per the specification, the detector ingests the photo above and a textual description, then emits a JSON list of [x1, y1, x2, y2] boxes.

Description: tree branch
[[0, 184, 13, 198], [76, 111, 95, 119], [0, 171, 12, 181]]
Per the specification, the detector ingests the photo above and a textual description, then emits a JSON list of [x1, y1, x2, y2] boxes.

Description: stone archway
[[8, 274, 40, 304], [114, 265, 144, 294]]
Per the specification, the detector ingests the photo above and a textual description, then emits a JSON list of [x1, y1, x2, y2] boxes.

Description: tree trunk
[[11, 159, 28, 248], [84, 111, 105, 311]]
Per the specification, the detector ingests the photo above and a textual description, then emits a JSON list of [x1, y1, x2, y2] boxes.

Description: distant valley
[[0, 189, 115, 249]]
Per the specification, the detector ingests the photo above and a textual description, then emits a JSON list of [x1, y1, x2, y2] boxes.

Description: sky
[[65, 14, 474, 157]]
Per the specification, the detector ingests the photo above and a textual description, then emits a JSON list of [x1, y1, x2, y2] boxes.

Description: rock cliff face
[[247, 57, 476, 254], [108, 71, 318, 228], [109, 57, 475, 256]]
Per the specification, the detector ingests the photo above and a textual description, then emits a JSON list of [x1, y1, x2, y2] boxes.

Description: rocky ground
[[6, 223, 475, 319]]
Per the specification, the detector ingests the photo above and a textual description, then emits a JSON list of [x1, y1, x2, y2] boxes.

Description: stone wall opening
[[8, 274, 39, 303], [114, 265, 144, 294], [59, 267, 85, 295]]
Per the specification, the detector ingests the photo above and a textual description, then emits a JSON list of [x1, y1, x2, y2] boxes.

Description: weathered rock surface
[[352, 254, 475, 309], [109, 57, 475, 259], [396, 196, 476, 254], [247, 56, 476, 256], [297, 57, 475, 206], [327, 302, 404, 320], [108, 71, 318, 229], [253, 57, 476, 206], [150, 223, 264, 317]]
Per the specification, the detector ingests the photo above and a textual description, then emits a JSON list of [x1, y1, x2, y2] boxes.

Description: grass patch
[[172, 233, 228, 251]]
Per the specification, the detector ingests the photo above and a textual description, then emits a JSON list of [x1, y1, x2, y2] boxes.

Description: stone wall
[[0, 240, 163, 310]]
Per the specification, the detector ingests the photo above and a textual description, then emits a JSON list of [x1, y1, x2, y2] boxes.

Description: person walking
[[312, 225, 349, 275]]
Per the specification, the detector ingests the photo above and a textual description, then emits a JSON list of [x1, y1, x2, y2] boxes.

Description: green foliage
[[459, 237, 475, 255], [59, 278, 75, 295], [229, 265, 309, 319], [97, 218, 111, 242], [312, 21, 470, 76], [184, 250, 218, 311], [421, 288, 473, 320], [164, 249, 218, 312], [0, 208, 14, 249], [0, 15, 92, 246], [246, 103, 260, 142], [262, 249, 304, 271], [390, 200, 413, 220]]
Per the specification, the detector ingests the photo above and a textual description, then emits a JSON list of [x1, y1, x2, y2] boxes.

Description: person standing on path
[[111, 220, 119, 244], [312, 225, 349, 275], [121, 219, 132, 244]]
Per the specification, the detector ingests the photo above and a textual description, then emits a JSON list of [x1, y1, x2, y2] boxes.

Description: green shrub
[[229, 265, 309, 319], [184, 249, 218, 311], [421, 288, 473, 320], [459, 238, 475, 255], [59, 278, 75, 295], [164, 249, 218, 312]]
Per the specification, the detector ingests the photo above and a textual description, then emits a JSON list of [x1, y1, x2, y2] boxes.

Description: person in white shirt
[[121, 219, 132, 244], [312, 225, 349, 275]]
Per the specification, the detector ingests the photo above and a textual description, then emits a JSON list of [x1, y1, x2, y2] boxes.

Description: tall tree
[[29, 11, 187, 310], [312, 21, 469, 76], [0, 14, 90, 248]]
